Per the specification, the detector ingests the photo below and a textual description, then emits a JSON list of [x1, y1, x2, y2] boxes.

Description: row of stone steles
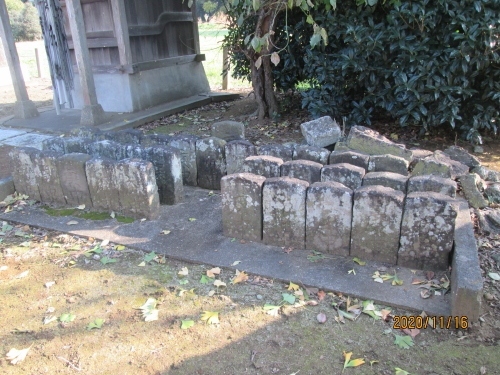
[[8, 147, 160, 220], [222, 173, 460, 271]]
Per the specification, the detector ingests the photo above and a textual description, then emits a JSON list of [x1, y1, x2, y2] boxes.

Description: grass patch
[[43, 206, 134, 223]]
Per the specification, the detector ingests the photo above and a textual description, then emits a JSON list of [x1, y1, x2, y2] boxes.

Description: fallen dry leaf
[[232, 270, 249, 284], [402, 328, 420, 338], [6, 346, 31, 364], [317, 290, 326, 301], [206, 267, 221, 278]]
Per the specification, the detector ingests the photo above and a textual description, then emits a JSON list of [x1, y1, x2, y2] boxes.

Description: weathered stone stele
[[362, 171, 408, 193], [459, 173, 488, 209], [56, 153, 93, 207], [211, 120, 245, 141], [104, 129, 143, 145], [9, 147, 41, 201], [293, 145, 330, 165], [433, 150, 469, 179], [263, 177, 309, 249], [300, 116, 341, 148], [140, 133, 173, 147], [221, 173, 266, 242], [113, 158, 160, 220], [143, 146, 183, 205], [280, 160, 322, 184], [257, 143, 294, 161], [242, 155, 283, 178], [225, 140, 256, 174], [169, 134, 199, 186], [411, 155, 451, 178], [347, 125, 413, 161], [33, 150, 67, 205], [444, 145, 481, 168], [0, 177, 15, 201], [329, 150, 370, 170], [306, 181, 353, 256], [63, 137, 93, 154], [407, 175, 457, 198], [351, 185, 405, 264], [321, 163, 365, 190], [85, 158, 120, 211], [196, 137, 227, 190], [398, 192, 458, 270], [368, 154, 409, 176], [88, 140, 125, 160]]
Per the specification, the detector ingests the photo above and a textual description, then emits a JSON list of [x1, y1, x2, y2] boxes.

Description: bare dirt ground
[[1, 84, 500, 375]]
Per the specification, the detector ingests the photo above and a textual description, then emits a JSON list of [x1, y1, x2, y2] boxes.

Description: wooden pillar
[[110, 0, 131, 66], [191, 0, 201, 55], [65, 0, 106, 126], [0, 0, 38, 119]]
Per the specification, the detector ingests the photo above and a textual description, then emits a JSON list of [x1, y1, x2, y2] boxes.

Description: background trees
[[6, 0, 42, 42]]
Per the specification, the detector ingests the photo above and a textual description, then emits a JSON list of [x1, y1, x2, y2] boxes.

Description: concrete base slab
[[14, 100, 39, 119], [80, 104, 108, 126], [0, 128, 27, 141], [0, 186, 454, 316], [2, 133, 55, 149]]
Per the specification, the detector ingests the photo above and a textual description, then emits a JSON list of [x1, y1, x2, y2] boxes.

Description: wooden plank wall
[[61, 0, 197, 68]]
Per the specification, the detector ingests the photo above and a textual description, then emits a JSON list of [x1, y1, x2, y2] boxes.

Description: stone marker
[[444, 145, 481, 168], [119, 143, 144, 160], [451, 200, 482, 321], [292, 145, 330, 165], [306, 181, 353, 256], [140, 133, 173, 147], [103, 129, 143, 145], [85, 158, 120, 211], [196, 137, 227, 190], [221, 173, 266, 242], [368, 154, 409, 175], [169, 134, 199, 186], [32, 150, 66, 205], [143, 146, 183, 205], [114, 158, 160, 220], [211, 120, 245, 141], [281, 160, 322, 184], [329, 150, 370, 170], [56, 153, 93, 207], [346, 125, 413, 161], [225, 140, 256, 174], [0, 177, 15, 201], [334, 141, 351, 152], [63, 137, 93, 154], [9, 147, 41, 201], [257, 143, 294, 161], [411, 155, 452, 178], [88, 140, 124, 160], [263, 177, 309, 249], [70, 126, 104, 141], [362, 171, 408, 193], [300, 116, 341, 148], [351, 185, 404, 264], [42, 137, 66, 154], [321, 163, 365, 190], [242, 155, 283, 178], [485, 182, 500, 204], [472, 166, 500, 182], [407, 175, 457, 198], [398, 192, 458, 270], [459, 173, 488, 209], [433, 150, 469, 179]]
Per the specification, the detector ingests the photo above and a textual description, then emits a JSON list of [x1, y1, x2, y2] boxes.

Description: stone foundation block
[[362, 171, 408, 193], [70, 126, 104, 141], [242, 155, 283, 178], [114, 159, 160, 220], [329, 151, 369, 170], [88, 140, 124, 160], [56, 153, 93, 207], [221, 173, 266, 242], [407, 175, 457, 198], [143, 146, 183, 205], [225, 140, 256, 174], [211, 120, 245, 141], [300, 116, 341, 147], [85, 158, 121, 211], [196, 137, 227, 190], [459, 173, 488, 209], [444, 145, 481, 169], [368, 154, 409, 176], [9, 147, 41, 201], [42, 137, 66, 154], [351, 186, 404, 264], [433, 151, 469, 179], [263, 177, 309, 249], [257, 143, 294, 161], [140, 134, 173, 147], [321, 163, 365, 190], [63, 137, 93, 154], [398, 192, 458, 270], [281, 160, 322, 184], [103, 129, 143, 145], [347, 125, 413, 161], [306, 181, 353, 256], [170, 134, 199, 186], [292, 145, 330, 165], [411, 156, 452, 178]]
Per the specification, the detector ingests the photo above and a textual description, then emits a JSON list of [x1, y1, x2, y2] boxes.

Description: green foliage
[[7, 1, 42, 42]]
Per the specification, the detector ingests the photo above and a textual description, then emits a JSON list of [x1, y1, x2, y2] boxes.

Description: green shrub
[[300, 0, 500, 142], [8, 1, 42, 42]]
